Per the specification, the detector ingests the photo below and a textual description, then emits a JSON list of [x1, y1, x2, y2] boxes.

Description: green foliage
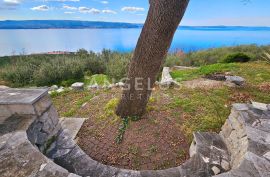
[[115, 117, 129, 144], [0, 50, 131, 87], [199, 63, 238, 75], [164, 54, 182, 67], [105, 53, 130, 81], [164, 45, 269, 67], [104, 98, 119, 116], [222, 53, 251, 63], [85, 74, 111, 86], [171, 63, 239, 81], [178, 87, 231, 142], [1, 45, 269, 87]]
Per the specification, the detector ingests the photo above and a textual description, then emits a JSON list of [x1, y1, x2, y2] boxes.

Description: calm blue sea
[[0, 28, 270, 56]]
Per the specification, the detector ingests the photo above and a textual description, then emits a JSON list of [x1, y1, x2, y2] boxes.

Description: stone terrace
[[0, 88, 269, 177]]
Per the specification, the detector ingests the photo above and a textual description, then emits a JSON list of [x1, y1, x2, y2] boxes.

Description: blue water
[[0, 28, 270, 56]]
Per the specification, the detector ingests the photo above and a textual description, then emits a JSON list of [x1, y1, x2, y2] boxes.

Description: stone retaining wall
[[0, 88, 269, 177]]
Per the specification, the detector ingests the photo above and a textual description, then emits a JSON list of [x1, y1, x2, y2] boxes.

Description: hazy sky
[[0, 0, 269, 26]]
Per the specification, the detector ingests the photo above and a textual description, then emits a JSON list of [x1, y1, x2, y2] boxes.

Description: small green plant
[[128, 145, 140, 155], [177, 148, 186, 159], [115, 115, 140, 144], [44, 135, 57, 154], [63, 108, 76, 117], [115, 117, 129, 144], [147, 144, 158, 154], [222, 53, 251, 63]]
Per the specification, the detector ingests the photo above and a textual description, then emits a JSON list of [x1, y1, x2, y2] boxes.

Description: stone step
[[59, 118, 86, 139]]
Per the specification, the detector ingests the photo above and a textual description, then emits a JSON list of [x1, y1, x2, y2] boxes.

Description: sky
[[0, 0, 270, 26]]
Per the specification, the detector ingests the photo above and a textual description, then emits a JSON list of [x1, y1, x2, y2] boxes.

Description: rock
[[0, 132, 71, 177], [49, 85, 58, 91], [0, 85, 9, 90], [252, 102, 268, 111], [115, 82, 125, 87], [102, 84, 113, 90], [221, 159, 230, 171], [223, 81, 237, 88], [60, 118, 86, 139], [189, 132, 230, 172], [263, 152, 270, 161], [232, 103, 249, 111], [225, 76, 245, 86], [160, 67, 175, 86], [88, 84, 99, 89], [172, 66, 198, 70], [71, 82, 84, 91], [179, 154, 209, 177], [212, 166, 221, 175], [56, 87, 65, 93]]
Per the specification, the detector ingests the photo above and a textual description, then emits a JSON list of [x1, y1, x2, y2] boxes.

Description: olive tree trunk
[[116, 0, 190, 118]]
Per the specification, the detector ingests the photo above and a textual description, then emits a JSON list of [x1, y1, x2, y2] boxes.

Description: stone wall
[[0, 88, 269, 177], [216, 103, 270, 177]]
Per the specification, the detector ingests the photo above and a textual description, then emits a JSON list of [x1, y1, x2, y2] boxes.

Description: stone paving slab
[[0, 88, 48, 105], [60, 118, 86, 139]]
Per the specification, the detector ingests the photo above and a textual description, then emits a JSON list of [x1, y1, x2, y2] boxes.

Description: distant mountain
[[0, 20, 143, 29], [0, 20, 270, 30]]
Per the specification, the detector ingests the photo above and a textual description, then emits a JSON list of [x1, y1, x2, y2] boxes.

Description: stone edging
[[0, 88, 269, 177]]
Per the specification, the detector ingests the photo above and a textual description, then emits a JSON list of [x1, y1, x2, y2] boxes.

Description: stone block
[[140, 170, 159, 177], [0, 132, 47, 177], [246, 126, 270, 144], [232, 103, 249, 111], [60, 118, 86, 139], [92, 163, 119, 177], [0, 88, 48, 105], [50, 85, 58, 91], [34, 95, 52, 116], [179, 154, 210, 177], [7, 104, 36, 115], [47, 106, 60, 126], [0, 115, 34, 136], [68, 173, 81, 177], [247, 140, 270, 157], [252, 102, 268, 111], [220, 119, 233, 139], [156, 168, 181, 177], [116, 169, 141, 177], [35, 161, 70, 177], [225, 76, 245, 86], [0, 105, 12, 118], [71, 82, 84, 91]]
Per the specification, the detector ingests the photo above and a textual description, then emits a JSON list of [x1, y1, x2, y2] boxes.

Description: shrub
[[105, 54, 130, 81], [164, 54, 181, 67], [222, 53, 251, 63], [33, 58, 84, 86]]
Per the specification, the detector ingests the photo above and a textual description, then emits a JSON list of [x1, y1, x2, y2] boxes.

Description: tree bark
[[116, 0, 190, 118]]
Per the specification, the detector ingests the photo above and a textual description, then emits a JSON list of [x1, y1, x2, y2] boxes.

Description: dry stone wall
[[0, 88, 269, 177]]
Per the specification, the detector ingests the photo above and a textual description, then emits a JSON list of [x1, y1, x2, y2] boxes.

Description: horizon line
[[0, 20, 270, 28]]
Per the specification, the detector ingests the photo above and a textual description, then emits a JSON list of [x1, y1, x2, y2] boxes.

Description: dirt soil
[[76, 88, 190, 170], [182, 78, 224, 89]]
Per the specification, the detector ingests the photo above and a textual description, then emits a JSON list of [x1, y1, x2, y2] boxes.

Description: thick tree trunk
[[116, 0, 190, 118]]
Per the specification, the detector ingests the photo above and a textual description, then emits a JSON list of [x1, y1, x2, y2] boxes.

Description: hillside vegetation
[[0, 45, 269, 87]]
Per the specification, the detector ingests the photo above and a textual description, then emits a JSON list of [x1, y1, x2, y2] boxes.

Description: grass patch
[[171, 63, 238, 82], [52, 91, 95, 117], [171, 61, 270, 86]]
